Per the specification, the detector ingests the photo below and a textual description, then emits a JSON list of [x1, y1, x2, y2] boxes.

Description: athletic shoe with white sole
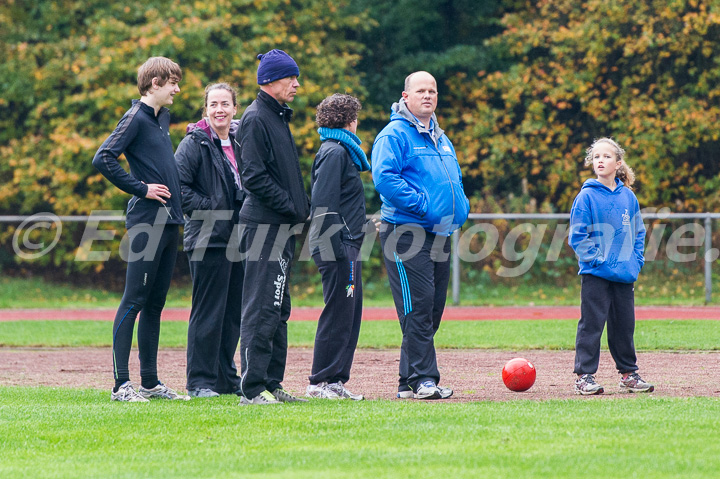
[[574, 374, 604, 395], [111, 381, 149, 402], [619, 372, 655, 393], [398, 384, 453, 399], [415, 380, 442, 400], [139, 381, 191, 401], [271, 388, 308, 403], [306, 382, 341, 399], [437, 385, 453, 399], [188, 388, 220, 398], [239, 390, 281, 405], [327, 381, 364, 401]]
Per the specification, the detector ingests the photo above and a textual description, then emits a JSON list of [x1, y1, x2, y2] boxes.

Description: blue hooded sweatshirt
[[569, 178, 645, 283]]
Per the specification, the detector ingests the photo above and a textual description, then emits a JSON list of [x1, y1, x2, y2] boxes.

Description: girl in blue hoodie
[[569, 138, 654, 395]]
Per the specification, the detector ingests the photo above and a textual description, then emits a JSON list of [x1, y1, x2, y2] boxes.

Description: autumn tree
[[447, 0, 720, 213]]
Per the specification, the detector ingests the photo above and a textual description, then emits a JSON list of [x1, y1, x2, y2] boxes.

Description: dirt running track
[[1, 306, 719, 401], [2, 347, 719, 401]]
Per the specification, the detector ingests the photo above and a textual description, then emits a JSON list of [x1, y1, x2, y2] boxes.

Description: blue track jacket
[[371, 100, 469, 236], [569, 178, 646, 283]]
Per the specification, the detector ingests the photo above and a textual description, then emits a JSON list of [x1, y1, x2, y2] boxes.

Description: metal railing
[[2, 212, 719, 304], [452, 213, 720, 305]]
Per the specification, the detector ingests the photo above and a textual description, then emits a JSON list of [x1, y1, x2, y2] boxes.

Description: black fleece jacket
[[308, 140, 366, 258], [237, 90, 310, 224], [92, 100, 183, 228], [175, 122, 243, 251]]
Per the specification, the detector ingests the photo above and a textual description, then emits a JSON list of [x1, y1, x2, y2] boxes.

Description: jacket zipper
[[429, 138, 456, 219]]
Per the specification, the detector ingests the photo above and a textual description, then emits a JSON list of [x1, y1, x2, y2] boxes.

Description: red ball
[[502, 357, 536, 392]]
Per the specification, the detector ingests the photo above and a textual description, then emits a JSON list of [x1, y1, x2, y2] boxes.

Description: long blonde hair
[[584, 137, 635, 188]]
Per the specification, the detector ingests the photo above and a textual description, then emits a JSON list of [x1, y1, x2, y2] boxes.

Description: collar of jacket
[[257, 90, 294, 121], [391, 98, 443, 146], [132, 99, 168, 121]]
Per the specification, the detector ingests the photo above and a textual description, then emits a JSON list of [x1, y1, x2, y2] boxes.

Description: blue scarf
[[317, 127, 370, 172]]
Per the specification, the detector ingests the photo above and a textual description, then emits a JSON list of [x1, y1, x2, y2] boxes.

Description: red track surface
[[1, 305, 718, 321]]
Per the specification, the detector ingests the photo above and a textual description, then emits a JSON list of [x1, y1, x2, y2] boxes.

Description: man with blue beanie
[[236, 49, 310, 405]]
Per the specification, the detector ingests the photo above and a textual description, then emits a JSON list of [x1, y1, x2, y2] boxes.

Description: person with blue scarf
[[306, 94, 370, 400]]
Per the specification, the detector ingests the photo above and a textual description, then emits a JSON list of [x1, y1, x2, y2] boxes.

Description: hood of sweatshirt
[[390, 98, 444, 146], [580, 177, 625, 194], [186, 118, 241, 139]]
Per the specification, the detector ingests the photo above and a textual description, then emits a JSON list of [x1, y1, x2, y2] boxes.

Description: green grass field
[[1, 388, 719, 478], [1, 277, 719, 478], [1, 275, 717, 308], [1, 319, 719, 350]]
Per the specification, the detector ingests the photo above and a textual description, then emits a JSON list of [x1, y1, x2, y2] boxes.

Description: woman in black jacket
[[306, 94, 371, 400], [175, 83, 244, 397]]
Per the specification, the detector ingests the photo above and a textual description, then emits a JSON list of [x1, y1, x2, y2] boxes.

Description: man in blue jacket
[[371, 71, 470, 400]]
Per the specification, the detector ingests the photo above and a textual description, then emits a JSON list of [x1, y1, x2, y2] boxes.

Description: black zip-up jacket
[[175, 120, 244, 251], [92, 100, 183, 228], [237, 90, 310, 224], [308, 140, 366, 259]]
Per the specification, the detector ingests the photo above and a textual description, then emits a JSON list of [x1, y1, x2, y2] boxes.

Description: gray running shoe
[[239, 390, 281, 405], [271, 388, 308, 403], [327, 381, 364, 401], [306, 382, 341, 399], [398, 384, 452, 399], [437, 385, 453, 399], [188, 388, 220, 398], [139, 381, 191, 401], [575, 374, 604, 395], [619, 372, 655, 393], [111, 381, 149, 402], [415, 380, 441, 400]]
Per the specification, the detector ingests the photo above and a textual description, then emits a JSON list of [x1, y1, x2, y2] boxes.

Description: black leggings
[[112, 224, 179, 389]]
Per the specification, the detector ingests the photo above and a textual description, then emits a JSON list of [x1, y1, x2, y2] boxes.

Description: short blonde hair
[[584, 137, 635, 188], [137, 57, 182, 96]]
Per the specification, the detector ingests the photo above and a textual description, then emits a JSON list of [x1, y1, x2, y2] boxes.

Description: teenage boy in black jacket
[[93, 57, 189, 402], [236, 49, 310, 405]]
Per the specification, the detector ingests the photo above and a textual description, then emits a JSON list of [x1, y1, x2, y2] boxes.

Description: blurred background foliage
[[1, 0, 719, 293]]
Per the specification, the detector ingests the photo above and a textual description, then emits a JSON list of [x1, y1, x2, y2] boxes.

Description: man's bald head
[[402, 71, 438, 125]]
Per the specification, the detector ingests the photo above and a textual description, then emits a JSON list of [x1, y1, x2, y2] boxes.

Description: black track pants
[[309, 244, 363, 385], [574, 274, 638, 375], [112, 224, 179, 388], [380, 223, 450, 392], [186, 248, 243, 394], [238, 223, 295, 399]]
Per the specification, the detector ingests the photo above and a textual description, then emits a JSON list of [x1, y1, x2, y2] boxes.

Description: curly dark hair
[[315, 94, 362, 129]]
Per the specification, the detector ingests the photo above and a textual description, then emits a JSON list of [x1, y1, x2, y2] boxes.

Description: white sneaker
[[306, 382, 341, 399], [436, 385, 453, 399], [327, 381, 364, 401], [415, 380, 441, 400], [139, 381, 191, 401], [111, 381, 149, 402], [239, 390, 281, 405]]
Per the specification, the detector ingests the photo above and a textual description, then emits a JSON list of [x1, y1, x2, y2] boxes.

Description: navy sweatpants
[[186, 248, 243, 394], [574, 274, 638, 375], [380, 222, 451, 392], [309, 243, 363, 385], [238, 223, 295, 399], [112, 224, 179, 389]]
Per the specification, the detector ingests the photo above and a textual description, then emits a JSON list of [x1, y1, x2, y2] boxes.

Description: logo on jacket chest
[[621, 209, 630, 226]]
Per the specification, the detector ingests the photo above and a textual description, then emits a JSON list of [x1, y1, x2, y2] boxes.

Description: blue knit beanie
[[256, 49, 300, 85]]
